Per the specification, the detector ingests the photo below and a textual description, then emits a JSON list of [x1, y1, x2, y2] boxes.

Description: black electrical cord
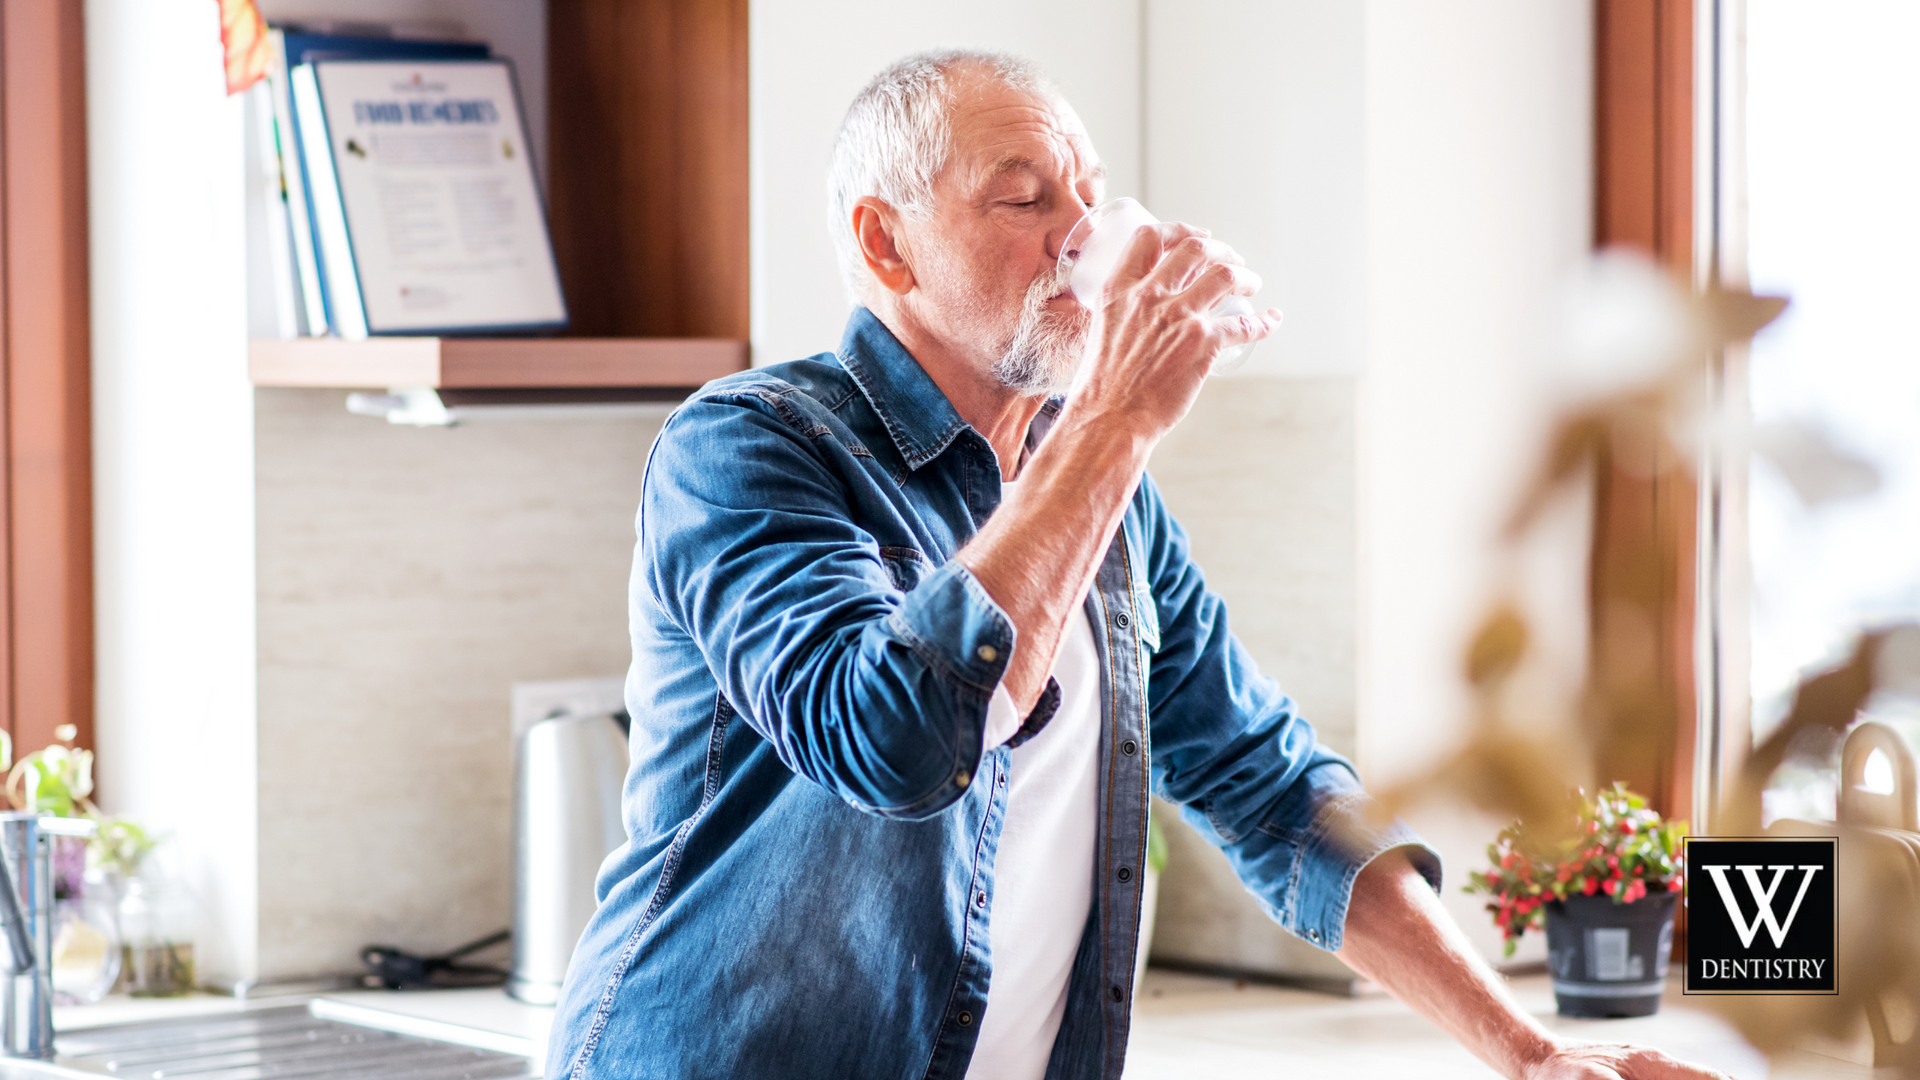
[[361, 928, 512, 990]]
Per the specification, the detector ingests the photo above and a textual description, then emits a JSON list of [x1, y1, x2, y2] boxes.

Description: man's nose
[[1045, 202, 1090, 263]]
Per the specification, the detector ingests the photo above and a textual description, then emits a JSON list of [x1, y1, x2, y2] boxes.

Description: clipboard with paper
[[292, 57, 568, 337]]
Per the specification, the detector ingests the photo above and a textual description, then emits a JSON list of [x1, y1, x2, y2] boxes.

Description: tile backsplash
[[254, 389, 661, 979]]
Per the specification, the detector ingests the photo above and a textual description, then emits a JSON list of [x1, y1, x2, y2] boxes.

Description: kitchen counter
[[54, 986, 556, 1070], [51, 971, 1863, 1078]]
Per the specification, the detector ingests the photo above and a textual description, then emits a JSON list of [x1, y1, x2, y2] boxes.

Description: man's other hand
[[1337, 850, 1744, 1080]]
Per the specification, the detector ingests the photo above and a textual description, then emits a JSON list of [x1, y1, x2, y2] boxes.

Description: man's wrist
[[1046, 403, 1155, 477], [1508, 1030, 1568, 1080]]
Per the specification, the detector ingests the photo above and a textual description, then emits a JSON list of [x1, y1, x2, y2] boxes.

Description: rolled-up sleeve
[[1217, 759, 1441, 951], [1133, 474, 1442, 952], [641, 389, 1012, 820]]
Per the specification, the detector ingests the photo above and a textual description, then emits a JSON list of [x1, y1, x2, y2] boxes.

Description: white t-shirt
[[962, 533, 1103, 1080]]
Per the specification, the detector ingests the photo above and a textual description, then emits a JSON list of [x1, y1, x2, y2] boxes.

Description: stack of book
[[249, 27, 567, 339]]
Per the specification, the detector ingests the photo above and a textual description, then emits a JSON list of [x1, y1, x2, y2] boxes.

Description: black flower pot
[[1544, 891, 1677, 1018]]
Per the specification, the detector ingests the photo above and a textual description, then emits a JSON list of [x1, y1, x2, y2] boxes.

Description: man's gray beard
[[992, 270, 1089, 397]]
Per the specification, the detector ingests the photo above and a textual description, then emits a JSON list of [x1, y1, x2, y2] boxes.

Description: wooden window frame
[[1590, 0, 1700, 823], [0, 0, 93, 764]]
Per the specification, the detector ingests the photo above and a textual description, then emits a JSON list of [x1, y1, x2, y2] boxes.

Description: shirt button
[[977, 644, 997, 663], [958, 1010, 974, 1027], [1109, 985, 1124, 1003], [1121, 740, 1137, 756], [1114, 612, 1131, 629], [1307, 928, 1321, 944], [955, 770, 970, 789], [1117, 867, 1132, 883], [976, 891, 987, 908]]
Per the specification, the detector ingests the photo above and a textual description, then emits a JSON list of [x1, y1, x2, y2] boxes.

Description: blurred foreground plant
[[1358, 253, 1920, 1070]]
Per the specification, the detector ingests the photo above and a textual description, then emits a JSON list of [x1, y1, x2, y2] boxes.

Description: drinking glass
[[1057, 198, 1268, 374]]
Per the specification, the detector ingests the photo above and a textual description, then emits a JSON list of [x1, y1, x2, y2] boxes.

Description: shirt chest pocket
[[879, 546, 930, 592]]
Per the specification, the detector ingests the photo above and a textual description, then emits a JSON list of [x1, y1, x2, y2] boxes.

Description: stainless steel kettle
[[507, 710, 630, 1005]]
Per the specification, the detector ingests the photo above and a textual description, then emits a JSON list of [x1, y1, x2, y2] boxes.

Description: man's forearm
[[1337, 849, 1559, 1079], [957, 409, 1152, 713]]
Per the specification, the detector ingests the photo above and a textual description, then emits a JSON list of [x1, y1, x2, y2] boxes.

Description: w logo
[[1684, 837, 1836, 995], [1699, 864, 1824, 948]]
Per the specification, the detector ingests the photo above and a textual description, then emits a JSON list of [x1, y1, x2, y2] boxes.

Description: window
[[1744, 0, 1920, 822]]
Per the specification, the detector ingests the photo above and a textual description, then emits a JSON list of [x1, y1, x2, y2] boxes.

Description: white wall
[[1147, 0, 1594, 973], [1359, 0, 1592, 964], [748, 0, 1143, 366], [1145, 1, 1370, 377], [89, 0, 260, 984]]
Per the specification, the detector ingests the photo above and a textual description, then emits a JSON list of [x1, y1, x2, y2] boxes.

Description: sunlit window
[[1747, 0, 1920, 823]]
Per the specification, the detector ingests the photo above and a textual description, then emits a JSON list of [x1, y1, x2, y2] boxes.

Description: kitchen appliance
[[507, 710, 630, 1005]]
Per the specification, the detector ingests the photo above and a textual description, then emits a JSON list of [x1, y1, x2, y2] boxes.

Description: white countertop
[[52, 970, 1865, 1078]]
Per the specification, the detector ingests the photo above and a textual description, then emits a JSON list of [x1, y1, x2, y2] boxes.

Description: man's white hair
[[827, 49, 1057, 305]]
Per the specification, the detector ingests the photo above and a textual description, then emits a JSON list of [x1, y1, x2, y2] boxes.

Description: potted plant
[[7, 727, 195, 999], [3, 725, 122, 1002], [1466, 782, 1686, 1018]]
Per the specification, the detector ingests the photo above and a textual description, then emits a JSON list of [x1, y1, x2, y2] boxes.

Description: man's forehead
[[945, 75, 1101, 187]]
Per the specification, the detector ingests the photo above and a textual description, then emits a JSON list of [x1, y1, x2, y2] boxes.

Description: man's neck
[[870, 302, 1048, 481]]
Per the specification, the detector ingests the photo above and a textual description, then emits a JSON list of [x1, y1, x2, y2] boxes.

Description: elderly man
[[548, 50, 1728, 1080]]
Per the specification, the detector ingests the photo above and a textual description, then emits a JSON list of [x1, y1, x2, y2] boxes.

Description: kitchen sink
[[1, 1004, 537, 1080]]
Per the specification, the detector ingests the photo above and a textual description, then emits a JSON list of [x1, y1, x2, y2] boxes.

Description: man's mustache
[[1024, 261, 1079, 316]]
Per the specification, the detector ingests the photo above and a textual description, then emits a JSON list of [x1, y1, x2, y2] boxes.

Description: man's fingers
[[1215, 308, 1283, 348], [1109, 222, 1206, 291], [1181, 261, 1263, 312], [1146, 236, 1246, 296], [1617, 1048, 1734, 1080], [1539, 1044, 1736, 1080]]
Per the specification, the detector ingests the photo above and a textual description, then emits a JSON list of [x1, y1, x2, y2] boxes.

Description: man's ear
[[852, 197, 915, 296]]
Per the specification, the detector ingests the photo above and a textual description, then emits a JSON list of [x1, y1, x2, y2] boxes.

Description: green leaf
[[1146, 812, 1171, 876]]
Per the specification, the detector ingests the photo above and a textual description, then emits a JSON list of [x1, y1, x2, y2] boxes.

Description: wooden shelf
[[248, 337, 748, 390]]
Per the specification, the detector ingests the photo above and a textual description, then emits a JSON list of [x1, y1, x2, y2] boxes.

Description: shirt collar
[[837, 307, 972, 471]]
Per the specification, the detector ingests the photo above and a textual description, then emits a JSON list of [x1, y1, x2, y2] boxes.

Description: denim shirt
[[547, 308, 1440, 1080]]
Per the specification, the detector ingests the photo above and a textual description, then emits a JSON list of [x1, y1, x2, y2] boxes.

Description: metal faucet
[[0, 812, 96, 1059]]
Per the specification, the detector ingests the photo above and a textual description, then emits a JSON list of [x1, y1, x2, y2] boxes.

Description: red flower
[[1667, 877, 1684, 892], [1582, 877, 1598, 895], [1602, 878, 1617, 895]]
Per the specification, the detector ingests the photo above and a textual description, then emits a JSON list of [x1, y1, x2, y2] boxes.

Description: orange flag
[[218, 0, 270, 95]]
